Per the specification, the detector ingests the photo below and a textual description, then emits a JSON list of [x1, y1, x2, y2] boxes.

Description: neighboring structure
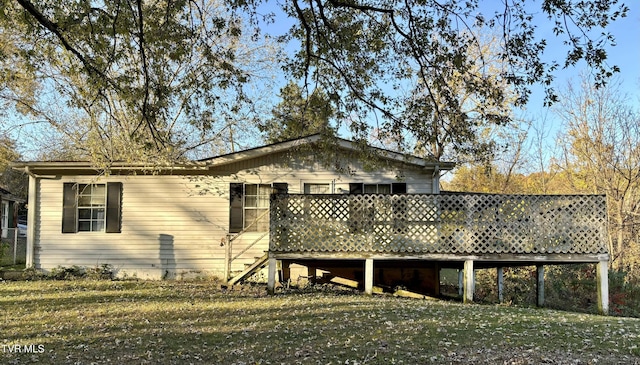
[[0, 186, 24, 239]]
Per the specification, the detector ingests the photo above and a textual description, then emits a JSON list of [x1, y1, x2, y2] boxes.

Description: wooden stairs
[[227, 253, 269, 286]]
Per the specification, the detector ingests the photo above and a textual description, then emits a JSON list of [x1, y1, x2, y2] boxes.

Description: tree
[[555, 75, 640, 270], [279, 0, 627, 160], [0, 0, 628, 166], [0, 135, 27, 198], [0, 0, 279, 166], [390, 32, 523, 164], [261, 82, 335, 143]]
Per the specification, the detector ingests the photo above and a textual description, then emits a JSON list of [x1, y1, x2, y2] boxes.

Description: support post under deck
[[497, 267, 504, 304], [364, 258, 374, 295], [463, 260, 474, 304], [267, 255, 277, 295], [597, 260, 609, 315], [536, 265, 545, 307], [307, 266, 317, 285], [458, 269, 463, 296]]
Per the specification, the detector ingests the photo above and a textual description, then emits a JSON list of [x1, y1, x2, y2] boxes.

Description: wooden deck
[[267, 193, 610, 314]]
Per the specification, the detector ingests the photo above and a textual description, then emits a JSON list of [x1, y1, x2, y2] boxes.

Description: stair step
[[228, 253, 269, 286]]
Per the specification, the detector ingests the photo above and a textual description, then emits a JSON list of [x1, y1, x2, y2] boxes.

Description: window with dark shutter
[[229, 183, 285, 233], [62, 182, 122, 233]]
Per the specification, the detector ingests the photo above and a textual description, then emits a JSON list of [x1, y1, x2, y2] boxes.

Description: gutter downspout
[[24, 166, 37, 268], [432, 165, 440, 194]]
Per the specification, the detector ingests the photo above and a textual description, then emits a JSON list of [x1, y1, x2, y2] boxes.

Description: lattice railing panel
[[270, 194, 608, 255]]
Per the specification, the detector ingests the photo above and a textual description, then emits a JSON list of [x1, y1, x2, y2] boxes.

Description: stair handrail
[[223, 208, 271, 283]]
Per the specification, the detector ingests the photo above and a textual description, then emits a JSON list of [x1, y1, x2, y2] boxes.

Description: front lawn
[[1, 280, 639, 364]]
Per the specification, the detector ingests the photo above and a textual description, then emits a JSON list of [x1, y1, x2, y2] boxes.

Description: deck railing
[[269, 193, 608, 255]]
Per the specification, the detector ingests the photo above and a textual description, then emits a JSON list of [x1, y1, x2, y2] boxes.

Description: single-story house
[[11, 134, 611, 314], [0, 186, 24, 239], [11, 134, 452, 279]]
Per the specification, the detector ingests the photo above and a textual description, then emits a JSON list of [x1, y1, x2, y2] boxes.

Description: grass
[[1, 280, 639, 364]]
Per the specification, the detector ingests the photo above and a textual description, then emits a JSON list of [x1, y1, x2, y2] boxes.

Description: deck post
[[307, 266, 317, 284], [458, 269, 463, 296], [364, 258, 374, 295], [267, 255, 277, 295], [223, 234, 231, 284], [597, 260, 609, 315], [497, 267, 504, 304], [463, 260, 474, 304], [280, 260, 290, 283], [536, 265, 545, 307]]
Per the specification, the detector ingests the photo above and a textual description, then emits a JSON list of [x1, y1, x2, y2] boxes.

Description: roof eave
[[10, 161, 208, 176], [202, 135, 455, 170], [9, 134, 455, 174]]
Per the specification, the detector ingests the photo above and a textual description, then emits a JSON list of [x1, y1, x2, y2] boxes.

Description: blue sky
[[524, 1, 639, 112], [516, 1, 639, 172]]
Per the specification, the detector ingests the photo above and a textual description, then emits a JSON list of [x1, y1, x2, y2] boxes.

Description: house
[[0, 186, 24, 239], [10, 134, 610, 314], [11, 134, 452, 280]]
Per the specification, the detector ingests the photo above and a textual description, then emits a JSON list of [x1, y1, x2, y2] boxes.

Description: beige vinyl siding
[[33, 150, 436, 279], [37, 175, 229, 279]]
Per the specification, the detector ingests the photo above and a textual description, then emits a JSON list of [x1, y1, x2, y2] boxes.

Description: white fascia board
[[201, 135, 321, 167]]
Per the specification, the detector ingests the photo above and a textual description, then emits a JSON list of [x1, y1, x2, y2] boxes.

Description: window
[[229, 183, 287, 233], [349, 183, 406, 194], [244, 184, 271, 232], [364, 184, 391, 194], [1, 200, 8, 238], [62, 182, 122, 233], [78, 184, 106, 232], [304, 183, 331, 194], [347, 183, 407, 233]]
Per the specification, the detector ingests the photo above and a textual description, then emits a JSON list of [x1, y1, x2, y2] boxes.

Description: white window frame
[[1, 200, 8, 238], [303, 182, 333, 194], [243, 183, 271, 232], [77, 184, 107, 232], [363, 184, 392, 194]]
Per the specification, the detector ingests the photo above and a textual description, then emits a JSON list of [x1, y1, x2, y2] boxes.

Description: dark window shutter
[[229, 183, 244, 233], [105, 182, 122, 233], [62, 183, 77, 233], [349, 183, 363, 194], [392, 183, 407, 194], [273, 183, 288, 194]]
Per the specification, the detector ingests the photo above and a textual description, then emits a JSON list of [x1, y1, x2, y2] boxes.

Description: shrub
[[86, 264, 115, 280], [609, 268, 640, 317], [0, 241, 9, 264], [474, 267, 537, 306], [50, 265, 86, 280], [22, 267, 46, 280], [24, 264, 116, 281]]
